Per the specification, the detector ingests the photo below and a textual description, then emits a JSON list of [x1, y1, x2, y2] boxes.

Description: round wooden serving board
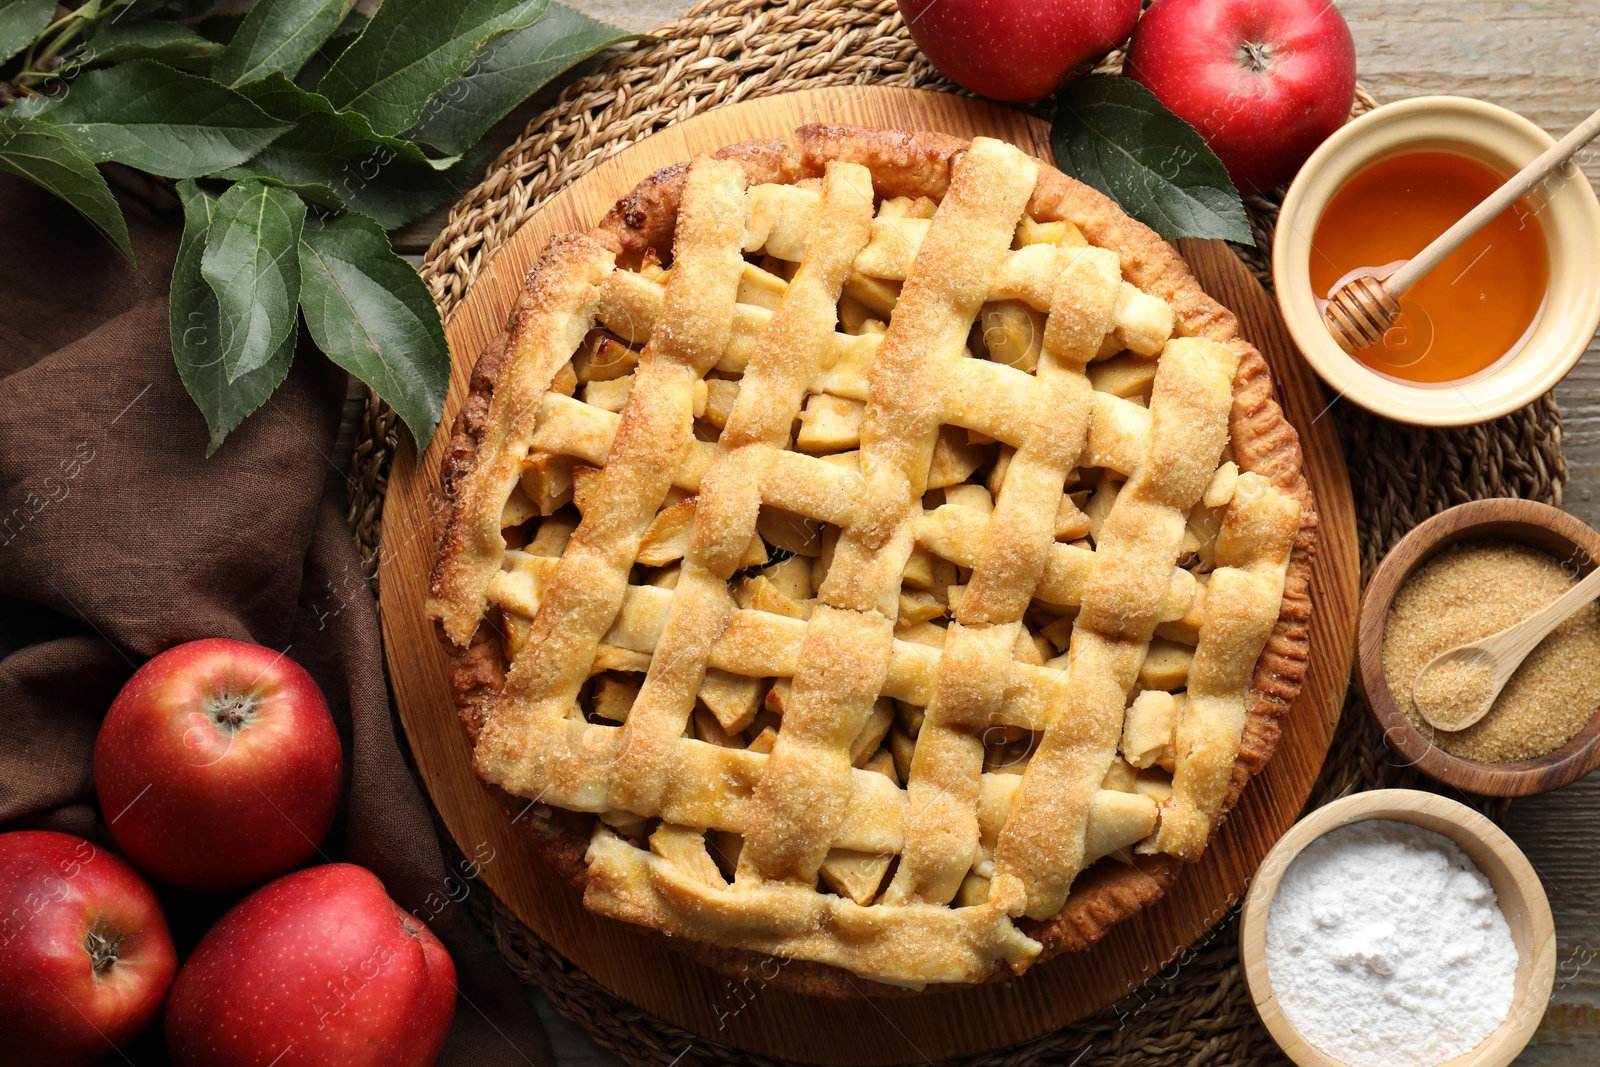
[[377, 87, 1359, 1064]]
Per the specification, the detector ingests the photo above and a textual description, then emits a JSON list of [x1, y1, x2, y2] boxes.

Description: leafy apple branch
[[0, 0, 647, 453]]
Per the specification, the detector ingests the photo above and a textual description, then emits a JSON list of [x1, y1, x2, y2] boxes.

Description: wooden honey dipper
[[1323, 103, 1600, 353]]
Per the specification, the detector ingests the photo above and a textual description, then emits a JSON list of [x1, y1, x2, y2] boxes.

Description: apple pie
[[428, 124, 1314, 993]]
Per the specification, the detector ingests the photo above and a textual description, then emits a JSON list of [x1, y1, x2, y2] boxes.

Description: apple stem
[[1239, 40, 1276, 74], [86, 929, 122, 974]]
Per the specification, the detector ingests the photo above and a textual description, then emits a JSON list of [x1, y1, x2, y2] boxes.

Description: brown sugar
[[1411, 655, 1494, 729], [1382, 540, 1600, 762]]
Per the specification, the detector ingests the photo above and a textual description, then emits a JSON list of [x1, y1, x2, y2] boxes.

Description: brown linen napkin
[[0, 173, 553, 1067]]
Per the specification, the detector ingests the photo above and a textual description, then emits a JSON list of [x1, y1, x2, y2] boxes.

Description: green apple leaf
[[75, 22, 226, 72], [406, 2, 646, 156], [213, 0, 354, 86], [1051, 74, 1253, 246], [21, 60, 288, 179], [217, 73, 475, 229], [0, 0, 55, 65], [200, 179, 306, 382], [171, 180, 295, 456], [0, 111, 133, 261], [224, 147, 476, 230], [316, 0, 547, 137], [293, 13, 367, 90], [297, 210, 448, 448]]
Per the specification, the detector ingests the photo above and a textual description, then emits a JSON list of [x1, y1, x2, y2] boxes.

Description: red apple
[[93, 638, 342, 891], [1126, 0, 1357, 195], [0, 831, 177, 1067], [166, 864, 456, 1067], [898, 0, 1142, 103]]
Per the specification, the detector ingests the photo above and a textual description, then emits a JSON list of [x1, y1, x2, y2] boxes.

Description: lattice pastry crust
[[429, 124, 1315, 994]]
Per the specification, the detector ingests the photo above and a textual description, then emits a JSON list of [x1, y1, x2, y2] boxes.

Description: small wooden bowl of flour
[[1240, 789, 1554, 1067], [1356, 498, 1600, 796]]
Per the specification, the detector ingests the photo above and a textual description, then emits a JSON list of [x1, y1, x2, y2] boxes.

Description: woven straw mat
[[343, 2, 1569, 1064]]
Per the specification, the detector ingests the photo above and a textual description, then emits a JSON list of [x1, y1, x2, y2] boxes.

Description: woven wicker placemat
[[344, 2, 1569, 1063]]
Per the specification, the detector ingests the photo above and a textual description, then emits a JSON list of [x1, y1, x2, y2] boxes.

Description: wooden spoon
[[1411, 564, 1600, 731], [1324, 103, 1600, 353]]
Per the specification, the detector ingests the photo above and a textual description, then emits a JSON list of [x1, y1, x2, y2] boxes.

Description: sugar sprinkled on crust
[[428, 123, 1317, 996]]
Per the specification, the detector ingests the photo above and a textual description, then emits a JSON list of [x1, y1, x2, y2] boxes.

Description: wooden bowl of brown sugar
[[1357, 499, 1600, 796]]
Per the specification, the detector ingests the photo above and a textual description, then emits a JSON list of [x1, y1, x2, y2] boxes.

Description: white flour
[[1264, 819, 1518, 1067]]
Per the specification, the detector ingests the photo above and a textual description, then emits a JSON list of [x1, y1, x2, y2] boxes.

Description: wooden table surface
[[392, 3, 1600, 1063]]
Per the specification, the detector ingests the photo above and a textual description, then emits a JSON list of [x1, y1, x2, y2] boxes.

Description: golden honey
[[1309, 151, 1549, 384]]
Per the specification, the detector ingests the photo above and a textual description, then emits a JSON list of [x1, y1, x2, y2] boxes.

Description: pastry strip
[[473, 157, 749, 801]]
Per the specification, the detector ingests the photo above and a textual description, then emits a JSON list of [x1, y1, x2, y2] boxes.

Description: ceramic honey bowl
[[1275, 96, 1600, 427]]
